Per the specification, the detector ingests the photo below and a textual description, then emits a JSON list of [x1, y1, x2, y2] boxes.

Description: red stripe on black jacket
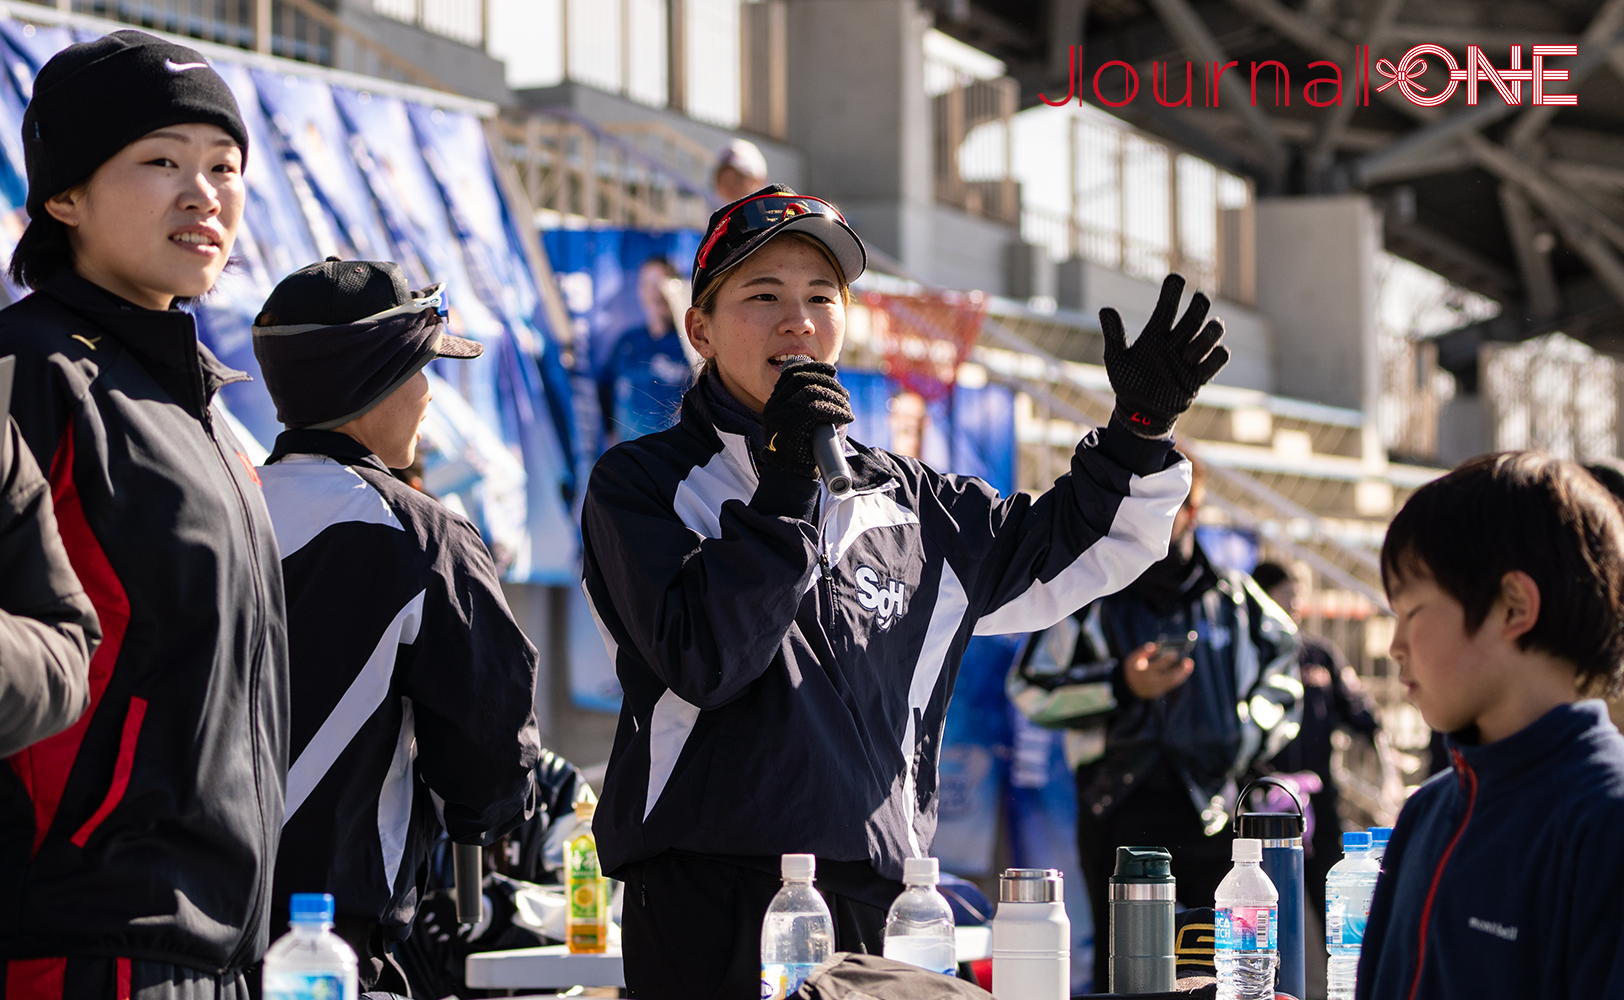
[[0, 271, 289, 974]]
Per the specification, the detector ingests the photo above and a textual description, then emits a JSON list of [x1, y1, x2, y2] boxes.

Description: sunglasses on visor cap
[[695, 193, 845, 270]]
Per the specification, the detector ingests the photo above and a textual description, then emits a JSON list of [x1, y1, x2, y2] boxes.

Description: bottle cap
[[782, 853, 816, 880], [1000, 868, 1063, 902], [573, 799, 596, 821], [902, 857, 939, 885], [1236, 811, 1303, 841], [1368, 827, 1393, 848], [1111, 846, 1174, 883], [289, 892, 334, 924], [1231, 838, 1262, 863], [1344, 831, 1373, 851]]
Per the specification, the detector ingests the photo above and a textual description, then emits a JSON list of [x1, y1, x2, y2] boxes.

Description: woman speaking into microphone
[[581, 184, 1230, 998]]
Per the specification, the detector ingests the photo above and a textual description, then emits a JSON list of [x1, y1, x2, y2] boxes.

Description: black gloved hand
[[1101, 273, 1230, 438], [760, 357, 854, 479]]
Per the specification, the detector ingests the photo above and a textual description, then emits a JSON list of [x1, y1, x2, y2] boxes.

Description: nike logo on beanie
[[165, 59, 209, 72]]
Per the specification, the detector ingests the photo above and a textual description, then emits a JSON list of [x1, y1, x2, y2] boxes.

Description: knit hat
[[22, 30, 249, 219], [252, 258, 483, 430]]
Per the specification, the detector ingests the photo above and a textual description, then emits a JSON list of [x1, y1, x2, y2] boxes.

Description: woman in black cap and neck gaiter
[[581, 184, 1232, 998], [0, 31, 288, 1000]]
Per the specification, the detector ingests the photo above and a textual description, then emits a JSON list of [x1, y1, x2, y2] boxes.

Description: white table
[[464, 925, 994, 990]]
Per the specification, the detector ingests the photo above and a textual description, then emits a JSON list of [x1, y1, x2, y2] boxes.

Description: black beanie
[[22, 30, 249, 219]]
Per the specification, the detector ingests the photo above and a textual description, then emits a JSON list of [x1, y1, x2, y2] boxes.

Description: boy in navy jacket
[[1357, 452, 1624, 1000]]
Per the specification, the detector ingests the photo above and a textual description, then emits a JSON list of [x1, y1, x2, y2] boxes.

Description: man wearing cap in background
[[251, 259, 541, 996], [712, 138, 769, 204]]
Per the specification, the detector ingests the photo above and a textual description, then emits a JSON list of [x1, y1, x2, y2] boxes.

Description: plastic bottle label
[[1216, 906, 1277, 952], [264, 971, 345, 1000], [760, 963, 817, 1000], [1326, 894, 1367, 947], [566, 832, 607, 951], [569, 876, 603, 921]]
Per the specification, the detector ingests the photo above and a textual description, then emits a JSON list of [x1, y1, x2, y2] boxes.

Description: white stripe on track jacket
[[581, 386, 1190, 884]]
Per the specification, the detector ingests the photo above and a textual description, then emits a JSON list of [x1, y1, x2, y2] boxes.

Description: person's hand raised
[[1101, 273, 1229, 438], [1122, 641, 1195, 700]]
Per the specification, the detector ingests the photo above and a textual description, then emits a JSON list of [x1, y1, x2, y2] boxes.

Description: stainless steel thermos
[[992, 868, 1070, 1000], [1108, 846, 1177, 993]]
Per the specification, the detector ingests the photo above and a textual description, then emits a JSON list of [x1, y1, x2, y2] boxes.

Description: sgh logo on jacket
[[854, 564, 907, 630]]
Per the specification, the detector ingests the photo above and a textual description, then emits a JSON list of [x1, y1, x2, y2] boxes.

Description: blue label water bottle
[[1236, 777, 1307, 1000]]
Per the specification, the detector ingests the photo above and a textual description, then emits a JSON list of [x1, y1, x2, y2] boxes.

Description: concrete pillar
[[1006, 241, 1055, 302], [1438, 393, 1491, 467], [1254, 196, 1383, 417], [784, 0, 934, 274]]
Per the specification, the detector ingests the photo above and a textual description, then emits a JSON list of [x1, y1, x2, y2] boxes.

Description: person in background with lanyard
[[0, 30, 288, 1000], [580, 183, 1232, 999]]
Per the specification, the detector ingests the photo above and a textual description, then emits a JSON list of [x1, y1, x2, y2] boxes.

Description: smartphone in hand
[[1151, 629, 1198, 659]]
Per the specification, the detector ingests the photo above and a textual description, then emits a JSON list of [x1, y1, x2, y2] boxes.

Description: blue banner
[[407, 102, 578, 582], [839, 370, 1017, 497], [934, 634, 1018, 878], [1007, 708, 1097, 993], [193, 61, 315, 448], [0, 20, 585, 583], [251, 67, 394, 261], [543, 229, 701, 466], [543, 229, 703, 377]]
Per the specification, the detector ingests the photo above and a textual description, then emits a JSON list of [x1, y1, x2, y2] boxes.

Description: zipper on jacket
[[816, 492, 834, 616], [1404, 749, 1478, 1000], [207, 409, 274, 970]]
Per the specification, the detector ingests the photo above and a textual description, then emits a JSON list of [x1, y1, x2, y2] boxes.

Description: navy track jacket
[[258, 430, 541, 937], [1356, 701, 1624, 1000], [0, 271, 289, 972], [580, 386, 1190, 886]]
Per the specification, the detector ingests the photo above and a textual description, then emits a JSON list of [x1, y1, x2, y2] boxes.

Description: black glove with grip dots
[[761, 357, 854, 479], [1101, 273, 1230, 438]]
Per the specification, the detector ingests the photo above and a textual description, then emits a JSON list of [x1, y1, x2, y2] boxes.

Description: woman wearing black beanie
[[0, 30, 289, 1000]]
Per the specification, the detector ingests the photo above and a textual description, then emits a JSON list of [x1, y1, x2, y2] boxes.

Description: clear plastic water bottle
[[262, 893, 358, 1000], [761, 854, 834, 1000], [1326, 831, 1380, 1000], [883, 857, 957, 975], [1367, 827, 1392, 864], [1215, 838, 1278, 1000]]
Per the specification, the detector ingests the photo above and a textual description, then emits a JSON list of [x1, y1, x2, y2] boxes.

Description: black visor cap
[[690, 184, 866, 304]]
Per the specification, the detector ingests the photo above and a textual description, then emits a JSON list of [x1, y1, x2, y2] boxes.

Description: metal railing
[[929, 57, 1018, 225], [38, 0, 450, 88], [371, 0, 482, 48], [1380, 338, 1443, 462], [1022, 113, 1257, 305], [492, 110, 715, 230], [1483, 333, 1619, 461]]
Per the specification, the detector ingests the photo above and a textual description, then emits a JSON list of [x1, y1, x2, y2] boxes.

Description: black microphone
[[812, 424, 854, 496], [453, 842, 482, 926], [778, 356, 854, 496]]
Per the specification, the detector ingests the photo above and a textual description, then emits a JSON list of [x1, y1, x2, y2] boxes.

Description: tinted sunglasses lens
[[734, 196, 839, 234]]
